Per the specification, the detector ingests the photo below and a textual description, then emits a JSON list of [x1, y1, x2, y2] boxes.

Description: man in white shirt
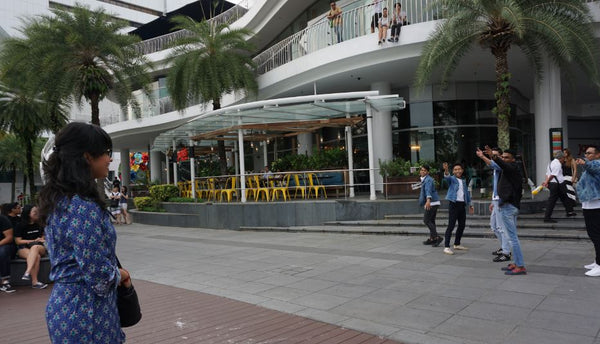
[[542, 151, 576, 223]]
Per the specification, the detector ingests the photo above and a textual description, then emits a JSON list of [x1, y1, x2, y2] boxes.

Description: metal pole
[[172, 140, 178, 186], [234, 140, 239, 176], [366, 103, 377, 200], [189, 141, 196, 200], [345, 108, 355, 198], [238, 117, 247, 203], [165, 150, 170, 184], [263, 140, 268, 167]]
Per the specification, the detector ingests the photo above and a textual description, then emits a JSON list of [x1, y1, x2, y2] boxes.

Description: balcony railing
[[133, 2, 250, 55], [252, 0, 442, 75]]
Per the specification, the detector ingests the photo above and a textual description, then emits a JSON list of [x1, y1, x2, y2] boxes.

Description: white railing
[[133, 3, 250, 55], [253, 0, 442, 75]]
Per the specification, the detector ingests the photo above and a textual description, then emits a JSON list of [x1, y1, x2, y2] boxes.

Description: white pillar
[[534, 56, 563, 185], [297, 133, 313, 156], [172, 140, 178, 185], [263, 141, 268, 167], [345, 108, 355, 198], [165, 150, 170, 184], [189, 142, 196, 199], [234, 140, 239, 175], [120, 148, 130, 188], [366, 103, 376, 200], [150, 150, 162, 183], [371, 82, 393, 192], [238, 118, 246, 203]]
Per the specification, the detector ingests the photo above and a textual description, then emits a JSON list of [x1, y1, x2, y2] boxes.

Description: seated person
[[2, 202, 22, 230], [0, 214, 16, 293], [14, 205, 48, 289]]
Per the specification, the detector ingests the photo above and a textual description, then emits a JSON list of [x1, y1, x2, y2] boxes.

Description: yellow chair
[[271, 174, 291, 201], [206, 178, 219, 201], [307, 173, 327, 199], [219, 177, 238, 202], [252, 175, 270, 201], [245, 176, 256, 200], [292, 174, 306, 199]]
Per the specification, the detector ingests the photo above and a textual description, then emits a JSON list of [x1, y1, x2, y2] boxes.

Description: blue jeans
[[0, 244, 13, 280], [491, 200, 511, 255], [498, 203, 525, 267], [333, 25, 343, 43]]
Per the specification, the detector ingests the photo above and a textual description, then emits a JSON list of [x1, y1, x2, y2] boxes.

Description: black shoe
[[493, 254, 511, 262], [567, 212, 577, 217], [544, 219, 557, 223], [492, 248, 503, 256], [423, 238, 434, 245], [432, 236, 443, 247], [395, 37, 399, 42]]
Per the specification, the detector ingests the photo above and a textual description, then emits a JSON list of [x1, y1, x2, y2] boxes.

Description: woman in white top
[[378, 7, 389, 44]]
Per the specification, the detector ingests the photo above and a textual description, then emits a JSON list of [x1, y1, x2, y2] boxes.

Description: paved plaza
[[3, 221, 600, 343]]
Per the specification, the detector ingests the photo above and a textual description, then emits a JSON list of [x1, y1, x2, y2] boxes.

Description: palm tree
[[0, 83, 67, 197], [415, 0, 600, 149], [166, 15, 257, 173], [2, 5, 153, 126]]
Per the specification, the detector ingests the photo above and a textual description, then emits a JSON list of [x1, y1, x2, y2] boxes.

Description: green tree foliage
[[415, 0, 600, 149], [1, 5, 153, 126], [166, 14, 257, 173]]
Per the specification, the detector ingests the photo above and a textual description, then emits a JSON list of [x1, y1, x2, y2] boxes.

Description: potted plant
[[379, 158, 438, 196]]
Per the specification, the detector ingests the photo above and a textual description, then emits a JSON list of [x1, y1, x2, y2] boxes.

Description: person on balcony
[[370, 0, 382, 34], [389, 2, 406, 42], [327, 1, 343, 44], [378, 7, 390, 45]]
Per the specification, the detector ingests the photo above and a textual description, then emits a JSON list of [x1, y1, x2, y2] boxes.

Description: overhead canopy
[[152, 92, 406, 152]]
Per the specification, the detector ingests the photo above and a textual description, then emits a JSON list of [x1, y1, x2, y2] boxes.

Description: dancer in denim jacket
[[575, 146, 600, 277], [442, 162, 474, 255], [418, 165, 443, 247]]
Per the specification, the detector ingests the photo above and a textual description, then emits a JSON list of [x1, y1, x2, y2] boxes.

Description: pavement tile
[[290, 292, 351, 310], [431, 315, 516, 343], [427, 285, 488, 301], [536, 295, 600, 318], [286, 278, 339, 292], [257, 286, 313, 301], [478, 289, 544, 308], [378, 306, 454, 331], [496, 278, 557, 296], [256, 299, 307, 314], [458, 301, 531, 324], [523, 309, 600, 337], [294, 308, 350, 325], [389, 329, 484, 344], [339, 318, 402, 337], [319, 283, 378, 298], [405, 294, 473, 314], [506, 326, 595, 344], [359, 288, 422, 306]]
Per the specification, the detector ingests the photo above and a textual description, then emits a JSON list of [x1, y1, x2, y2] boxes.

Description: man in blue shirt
[[418, 165, 442, 247], [575, 145, 600, 277]]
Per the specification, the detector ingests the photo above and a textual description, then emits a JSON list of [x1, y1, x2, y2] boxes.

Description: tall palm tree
[[415, 0, 600, 149], [166, 15, 257, 173], [0, 83, 67, 197], [2, 5, 153, 126]]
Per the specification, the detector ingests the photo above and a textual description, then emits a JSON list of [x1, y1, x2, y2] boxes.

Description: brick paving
[[0, 280, 401, 344]]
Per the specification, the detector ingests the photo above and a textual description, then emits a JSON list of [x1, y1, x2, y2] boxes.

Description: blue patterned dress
[[45, 195, 125, 344]]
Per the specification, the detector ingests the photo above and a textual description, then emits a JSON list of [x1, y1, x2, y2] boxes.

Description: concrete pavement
[[115, 222, 600, 344]]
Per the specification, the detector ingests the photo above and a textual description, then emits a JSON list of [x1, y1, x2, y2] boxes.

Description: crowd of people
[[417, 144, 600, 277]]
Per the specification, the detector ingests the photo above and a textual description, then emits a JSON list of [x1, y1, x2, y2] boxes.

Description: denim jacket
[[444, 174, 471, 206], [418, 175, 439, 206], [577, 159, 600, 202]]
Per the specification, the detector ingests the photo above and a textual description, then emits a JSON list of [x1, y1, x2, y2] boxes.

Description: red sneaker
[[501, 263, 516, 271], [505, 266, 527, 275]]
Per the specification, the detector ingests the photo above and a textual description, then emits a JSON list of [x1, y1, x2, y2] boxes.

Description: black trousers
[[390, 24, 402, 37], [544, 182, 574, 219], [423, 205, 439, 237], [445, 201, 466, 248], [583, 208, 600, 264]]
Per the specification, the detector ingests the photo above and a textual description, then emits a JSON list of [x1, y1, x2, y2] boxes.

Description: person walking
[[542, 151, 576, 222], [477, 147, 512, 262], [418, 165, 443, 247], [478, 146, 527, 275], [575, 145, 600, 277], [442, 162, 474, 255], [38, 122, 131, 344]]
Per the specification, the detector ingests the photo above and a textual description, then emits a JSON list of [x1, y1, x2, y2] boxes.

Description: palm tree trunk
[[213, 98, 228, 175], [90, 93, 100, 126], [26, 139, 36, 198], [10, 163, 16, 202], [493, 46, 511, 150]]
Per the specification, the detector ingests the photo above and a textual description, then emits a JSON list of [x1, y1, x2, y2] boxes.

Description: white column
[[189, 142, 196, 199], [165, 150, 170, 184], [172, 140, 178, 185], [371, 82, 392, 192], [263, 141, 268, 167], [366, 103, 376, 200], [534, 56, 563, 185], [120, 148, 130, 188], [345, 107, 355, 198], [234, 140, 239, 175], [297, 133, 313, 155], [238, 118, 246, 203], [150, 150, 162, 183]]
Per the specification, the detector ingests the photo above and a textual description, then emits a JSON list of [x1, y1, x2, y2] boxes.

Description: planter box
[[384, 176, 420, 196]]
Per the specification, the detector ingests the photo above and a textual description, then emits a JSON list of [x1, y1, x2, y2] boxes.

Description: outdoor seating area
[[177, 170, 351, 202]]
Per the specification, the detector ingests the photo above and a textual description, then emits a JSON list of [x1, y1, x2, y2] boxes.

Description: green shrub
[[149, 184, 180, 201], [133, 197, 153, 209]]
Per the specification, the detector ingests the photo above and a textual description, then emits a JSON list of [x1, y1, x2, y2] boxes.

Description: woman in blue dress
[[38, 122, 131, 344]]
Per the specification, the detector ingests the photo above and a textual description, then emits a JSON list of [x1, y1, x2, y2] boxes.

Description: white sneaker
[[453, 245, 469, 251], [584, 262, 599, 270], [585, 266, 600, 277], [443, 248, 454, 255]]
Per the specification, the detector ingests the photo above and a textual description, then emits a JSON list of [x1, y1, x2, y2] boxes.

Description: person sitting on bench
[[14, 205, 48, 289]]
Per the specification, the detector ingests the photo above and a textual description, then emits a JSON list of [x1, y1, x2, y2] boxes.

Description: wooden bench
[[10, 257, 51, 286]]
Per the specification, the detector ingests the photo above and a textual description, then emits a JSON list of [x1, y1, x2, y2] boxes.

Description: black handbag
[[116, 258, 142, 327]]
